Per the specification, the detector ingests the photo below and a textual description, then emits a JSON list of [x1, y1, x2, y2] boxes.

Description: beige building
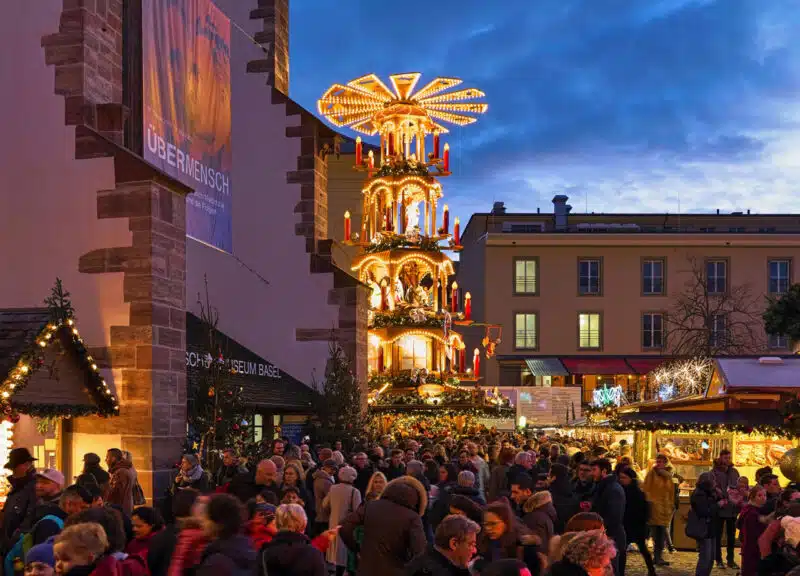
[[457, 196, 800, 409]]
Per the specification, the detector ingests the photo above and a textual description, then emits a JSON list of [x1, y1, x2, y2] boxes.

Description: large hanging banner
[[142, 0, 233, 252]]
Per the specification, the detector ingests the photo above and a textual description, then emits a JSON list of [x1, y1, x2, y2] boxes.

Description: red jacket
[[125, 530, 160, 558], [168, 528, 209, 576], [90, 554, 148, 576], [244, 519, 277, 549]]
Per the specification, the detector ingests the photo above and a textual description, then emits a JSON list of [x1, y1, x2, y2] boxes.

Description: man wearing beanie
[[25, 541, 55, 576], [324, 466, 361, 574]]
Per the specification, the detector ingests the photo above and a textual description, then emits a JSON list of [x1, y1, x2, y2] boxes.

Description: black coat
[[227, 469, 259, 503], [84, 463, 111, 490], [405, 546, 471, 576], [548, 477, 579, 534], [259, 531, 326, 576], [1, 470, 37, 547], [622, 481, 650, 541], [147, 525, 178, 576], [591, 475, 626, 549], [572, 479, 596, 502], [195, 534, 255, 576], [354, 465, 374, 497]]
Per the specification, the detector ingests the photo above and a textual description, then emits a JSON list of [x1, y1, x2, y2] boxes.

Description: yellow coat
[[642, 466, 676, 526]]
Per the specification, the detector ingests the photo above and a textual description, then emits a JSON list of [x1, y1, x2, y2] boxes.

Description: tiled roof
[[0, 308, 51, 379]]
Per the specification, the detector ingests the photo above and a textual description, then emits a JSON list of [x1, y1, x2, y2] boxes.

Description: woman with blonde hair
[[365, 471, 387, 501]]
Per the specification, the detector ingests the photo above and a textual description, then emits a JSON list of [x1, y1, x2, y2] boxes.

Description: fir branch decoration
[[44, 278, 75, 324]]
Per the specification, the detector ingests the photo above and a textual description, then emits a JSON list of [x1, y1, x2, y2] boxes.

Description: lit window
[[710, 314, 727, 348], [769, 260, 791, 294], [515, 259, 538, 294], [706, 260, 727, 294], [642, 313, 664, 349], [254, 414, 263, 443], [399, 336, 428, 370], [769, 333, 789, 350], [578, 313, 601, 349], [642, 259, 664, 295], [579, 259, 601, 295], [515, 313, 538, 349]]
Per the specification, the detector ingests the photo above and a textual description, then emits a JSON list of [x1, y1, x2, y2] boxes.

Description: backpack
[[4, 515, 64, 575]]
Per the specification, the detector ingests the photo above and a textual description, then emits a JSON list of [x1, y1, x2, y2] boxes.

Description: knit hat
[[338, 465, 357, 484], [26, 542, 55, 568]]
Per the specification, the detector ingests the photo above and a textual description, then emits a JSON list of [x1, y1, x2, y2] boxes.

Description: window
[[514, 259, 538, 294], [578, 259, 601, 295], [399, 336, 428, 370], [642, 313, 664, 349], [642, 259, 665, 295], [769, 333, 789, 350], [769, 260, 791, 294], [578, 313, 601, 349], [710, 314, 727, 348], [253, 414, 264, 443], [706, 260, 727, 294], [515, 313, 538, 349]]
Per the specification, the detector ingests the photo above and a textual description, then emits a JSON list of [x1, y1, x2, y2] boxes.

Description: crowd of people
[[1, 433, 800, 576]]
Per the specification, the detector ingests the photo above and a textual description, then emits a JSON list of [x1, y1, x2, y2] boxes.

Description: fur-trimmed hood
[[381, 474, 428, 516], [523, 489, 553, 513]]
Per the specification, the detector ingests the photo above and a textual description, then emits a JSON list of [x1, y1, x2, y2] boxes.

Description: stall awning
[[525, 358, 569, 376], [618, 410, 784, 427], [717, 358, 800, 391], [561, 358, 632, 375], [626, 358, 670, 375]]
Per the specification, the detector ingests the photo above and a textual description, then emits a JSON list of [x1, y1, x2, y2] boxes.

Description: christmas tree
[[312, 339, 366, 447]]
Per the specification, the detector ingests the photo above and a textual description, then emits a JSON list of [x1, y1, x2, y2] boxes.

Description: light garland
[[649, 357, 712, 400], [0, 317, 119, 418], [611, 419, 796, 438]]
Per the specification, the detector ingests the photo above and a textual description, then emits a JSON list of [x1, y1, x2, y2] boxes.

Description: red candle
[[433, 130, 440, 159], [386, 206, 393, 231], [443, 143, 450, 171], [442, 204, 449, 234], [459, 348, 466, 373], [464, 292, 472, 320], [377, 346, 384, 372], [344, 211, 351, 241], [453, 217, 460, 245], [388, 132, 395, 156], [368, 150, 375, 169], [473, 348, 480, 378], [355, 136, 362, 165], [450, 281, 459, 313]]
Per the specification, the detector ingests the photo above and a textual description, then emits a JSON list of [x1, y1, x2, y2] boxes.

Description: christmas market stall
[[615, 356, 800, 550], [0, 307, 119, 503]]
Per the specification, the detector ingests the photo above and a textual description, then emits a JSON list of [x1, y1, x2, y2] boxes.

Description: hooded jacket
[[259, 530, 326, 576], [107, 460, 135, 515], [522, 491, 557, 549], [312, 469, 334, 523], [195, 534, 255, 576], [340, 475, 428, 576], [642, 465, 675, 527]]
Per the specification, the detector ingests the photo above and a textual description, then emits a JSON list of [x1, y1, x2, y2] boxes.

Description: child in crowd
[[25, 542, 55, 576], [728, 476, 750, 509], [53, 524, 108, 576]]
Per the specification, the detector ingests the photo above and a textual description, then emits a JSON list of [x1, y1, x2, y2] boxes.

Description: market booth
[[618, 356, 800, 550], [0, 309, 119, 503]]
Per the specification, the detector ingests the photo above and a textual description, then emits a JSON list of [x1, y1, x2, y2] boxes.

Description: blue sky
[[288, 0, 800, 220]]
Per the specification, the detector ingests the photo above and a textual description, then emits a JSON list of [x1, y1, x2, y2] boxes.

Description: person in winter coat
[[280, 462, 313, 522], [312, 459, 336, 535], [618, 468, 656, 576], [641, 454, 675, 566], [243, 501, 277, 549], [167, 496, 209, 576], [105, 449, 134, 515], [520, 490, 557, 551], [323, 466, 362, 575], [340, 475, 428, 576], [54, 522, 148, 576], [475, 500, 541, 573], [1, 448, 38, 552], [173, 455, 211, 494], [81, 454, 110, 495], [488, 448, 516, 503], [590, 459, 626, 576], [547, 464, 579, 534], [194, 494, 255, 576], [573, 462, 596, 503], [126, 506, 164, 558], [352, 453, 374, 497], [691, 472, 719, 576], [214, 450, 247, 491], [548, 529, 617, 576], [259, 503, 327, 576], [405, 514, 480, 576], [710, 449, 740, 569], [737, 485, 767, 576], [146, 489, 199, 576]]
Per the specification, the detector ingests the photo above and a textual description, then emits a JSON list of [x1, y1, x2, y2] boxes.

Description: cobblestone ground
[[625, 549, 741, 576]]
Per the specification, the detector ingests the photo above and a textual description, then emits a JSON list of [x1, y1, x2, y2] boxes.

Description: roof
[[0, 309, 51, 378], [618, 409, 784, 428], [716, 357, 800, 391]]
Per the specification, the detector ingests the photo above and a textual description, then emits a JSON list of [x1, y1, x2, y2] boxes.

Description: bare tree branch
[[664, 256, 765, 356]]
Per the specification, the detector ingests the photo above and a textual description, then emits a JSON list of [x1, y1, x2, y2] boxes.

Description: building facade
[[0, 0, 367, 498], [458, 196, 800, 413]]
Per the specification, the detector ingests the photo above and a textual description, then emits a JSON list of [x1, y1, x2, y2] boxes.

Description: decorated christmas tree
[[312, 339, 367, 446]]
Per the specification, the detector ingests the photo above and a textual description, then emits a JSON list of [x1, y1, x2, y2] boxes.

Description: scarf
[[180, 465, 204, 484]]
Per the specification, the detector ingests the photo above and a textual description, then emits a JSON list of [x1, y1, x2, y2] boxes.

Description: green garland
[[363, 236, 443, 255], [370, 310, 445, 330], [609, 419, 796, 438], [13, 403, 113, 419], [368, 372, 459, 390], [374, 160, 430, 179]]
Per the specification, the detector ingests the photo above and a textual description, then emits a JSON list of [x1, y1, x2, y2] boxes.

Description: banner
[[142, 0, 233, 252]]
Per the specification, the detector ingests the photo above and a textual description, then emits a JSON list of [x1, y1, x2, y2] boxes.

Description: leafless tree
[[664, 256, 765, 356]]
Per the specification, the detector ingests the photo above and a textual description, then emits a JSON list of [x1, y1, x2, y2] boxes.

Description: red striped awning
[[561, 358, 632, 375], [626, 358, 671, 375]]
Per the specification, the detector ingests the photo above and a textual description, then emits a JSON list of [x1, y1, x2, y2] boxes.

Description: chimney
[[249, 0, 290, 96], [491, 201, 506, 215], [553, 195, 572, 231]]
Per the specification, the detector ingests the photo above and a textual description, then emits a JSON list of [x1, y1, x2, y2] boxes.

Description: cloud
[[290, 0, 800, 215]]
